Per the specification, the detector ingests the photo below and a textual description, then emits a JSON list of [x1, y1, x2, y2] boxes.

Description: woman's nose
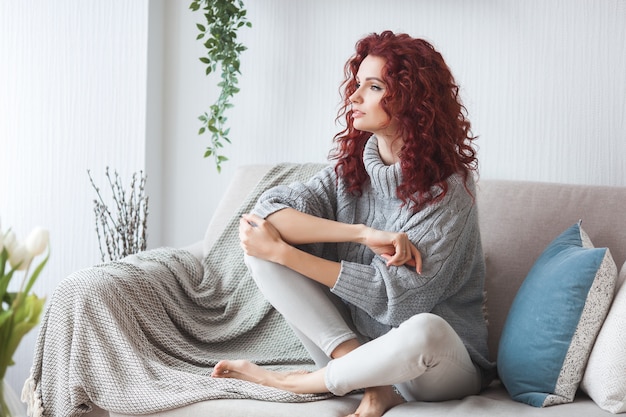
[[349, 89, 361, 104]]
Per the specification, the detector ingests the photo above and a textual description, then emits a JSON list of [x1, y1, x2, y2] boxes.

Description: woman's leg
[[244, 254, 358, 362], [214, 313, 480, 399], [213, 313, 477, 416], [325, 313, 482, 401]]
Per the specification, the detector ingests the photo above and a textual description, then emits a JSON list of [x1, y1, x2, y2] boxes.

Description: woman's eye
[[355, 82, 361, 89], [371, 85, 382, 91]]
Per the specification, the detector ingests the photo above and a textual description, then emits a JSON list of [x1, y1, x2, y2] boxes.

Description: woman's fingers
[[241, 212, 261, 227], [388, 235, 410, 263], [382, 235, 422, 273], [238, 217, 253, 251], [364, 228, 422, 272], [239, 214, 262, 253], [239, 213, 285, 260], [380, 252, 416, 269], [410, 244, 422, 274]]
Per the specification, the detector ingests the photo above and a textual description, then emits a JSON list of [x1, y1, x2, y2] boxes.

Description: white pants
[[245, 255, 482, 401]]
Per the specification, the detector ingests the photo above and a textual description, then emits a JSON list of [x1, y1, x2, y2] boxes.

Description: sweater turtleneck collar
[[363, 136, 402, 199]]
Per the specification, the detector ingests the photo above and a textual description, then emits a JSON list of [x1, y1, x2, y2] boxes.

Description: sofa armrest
[[182, 240, 204, 262]]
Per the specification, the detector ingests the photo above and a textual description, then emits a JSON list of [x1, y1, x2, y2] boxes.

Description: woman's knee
[[397, 313, 452, 355], [243, 254, 278, 284], [243, 253, 261, 269], [243, 254, 298, 297]]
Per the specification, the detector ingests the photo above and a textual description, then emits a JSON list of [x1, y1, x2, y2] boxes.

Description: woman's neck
[[375, 134, 403, 165], [363, 137, 403, 199]]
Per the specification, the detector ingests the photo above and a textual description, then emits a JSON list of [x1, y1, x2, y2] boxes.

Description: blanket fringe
[[21, 374, 44, 417]]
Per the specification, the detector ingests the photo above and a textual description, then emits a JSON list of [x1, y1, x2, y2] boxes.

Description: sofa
[[87, 163, 625, 417]]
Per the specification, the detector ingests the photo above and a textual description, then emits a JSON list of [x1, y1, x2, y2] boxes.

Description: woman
[[212, 31, 495, 417]]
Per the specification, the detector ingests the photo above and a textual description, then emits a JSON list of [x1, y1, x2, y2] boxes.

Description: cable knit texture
[[253, 136, 494, 379]]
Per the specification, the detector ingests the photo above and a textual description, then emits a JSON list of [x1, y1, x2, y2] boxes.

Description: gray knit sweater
[[253, 137, 495, 378]]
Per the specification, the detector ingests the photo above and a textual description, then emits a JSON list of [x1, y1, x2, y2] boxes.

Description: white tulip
[[25, 227, 49, 257], [9, 243, 33, 271], [4, 230, 17, 253], [0, 230, 4, 253]]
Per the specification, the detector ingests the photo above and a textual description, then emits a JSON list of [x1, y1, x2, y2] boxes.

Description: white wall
[[0, 0, 149, 394], [162, 0, 626, 249]]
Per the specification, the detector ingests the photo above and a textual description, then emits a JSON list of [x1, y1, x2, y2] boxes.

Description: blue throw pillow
[[498, 221, 617, 407]]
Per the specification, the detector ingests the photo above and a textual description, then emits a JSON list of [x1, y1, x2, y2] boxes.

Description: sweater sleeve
[[251, 165, 338, 222], [331, 176, 482, 329]]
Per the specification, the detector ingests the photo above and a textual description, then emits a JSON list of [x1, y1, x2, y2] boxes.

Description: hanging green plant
[[190, 0, 251, 172]]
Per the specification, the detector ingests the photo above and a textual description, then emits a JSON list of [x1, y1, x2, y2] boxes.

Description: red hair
[[330, 31, 478, 210]]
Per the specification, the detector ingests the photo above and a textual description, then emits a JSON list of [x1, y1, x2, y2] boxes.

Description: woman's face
[[349, 55, 398, 139]]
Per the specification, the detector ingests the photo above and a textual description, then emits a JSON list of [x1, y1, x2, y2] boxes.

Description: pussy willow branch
[[88, 168, 149, 262]]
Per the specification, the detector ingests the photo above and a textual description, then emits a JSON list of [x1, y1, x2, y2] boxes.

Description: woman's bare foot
[[212, 360, 280, 386], [212, 359, 327, 394], [346, 386, 405, 417]]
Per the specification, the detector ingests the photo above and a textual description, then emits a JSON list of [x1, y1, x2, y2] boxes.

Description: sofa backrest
[[205, 165, 626, 363], [476, 179, 626, 361]]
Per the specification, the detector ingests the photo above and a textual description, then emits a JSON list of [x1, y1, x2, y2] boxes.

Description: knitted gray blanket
[[24, 163, 329, 417]]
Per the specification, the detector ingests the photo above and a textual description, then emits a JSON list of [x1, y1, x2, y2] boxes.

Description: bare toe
[[211, 360, 238, 378], [346, 386, 404, 417]]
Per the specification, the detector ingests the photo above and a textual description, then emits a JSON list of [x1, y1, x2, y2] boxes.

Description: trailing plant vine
[[190, 0, 251, 172]]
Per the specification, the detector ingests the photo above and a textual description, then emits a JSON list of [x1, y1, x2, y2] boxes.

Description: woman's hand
[[363, 227, 422, 273], [238, 213, 288, 262]]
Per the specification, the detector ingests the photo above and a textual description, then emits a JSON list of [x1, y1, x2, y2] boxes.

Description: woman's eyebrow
[[365, 77, 385, 83]]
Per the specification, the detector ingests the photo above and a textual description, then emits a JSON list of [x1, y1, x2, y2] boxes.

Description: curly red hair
[[330, 31, 478, 210]]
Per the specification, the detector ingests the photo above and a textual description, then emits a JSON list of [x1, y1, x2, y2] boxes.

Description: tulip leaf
[[0, 309, 12, 328], [22, 248, 49, 297], [0, 266, 17, 306], [0, 249, 6, 277]]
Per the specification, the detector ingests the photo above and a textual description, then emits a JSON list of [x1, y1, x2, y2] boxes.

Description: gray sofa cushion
[[109, 384, 613, 417]]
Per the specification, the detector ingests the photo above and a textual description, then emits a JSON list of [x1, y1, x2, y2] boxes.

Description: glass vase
[[1, 379, 26, 417]]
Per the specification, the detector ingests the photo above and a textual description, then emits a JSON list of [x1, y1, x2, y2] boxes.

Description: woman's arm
[[264, 208, 362, 245], [263, 209, 420, 269], [239, 213, 341, 287], [239, 212, 421, 288]]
